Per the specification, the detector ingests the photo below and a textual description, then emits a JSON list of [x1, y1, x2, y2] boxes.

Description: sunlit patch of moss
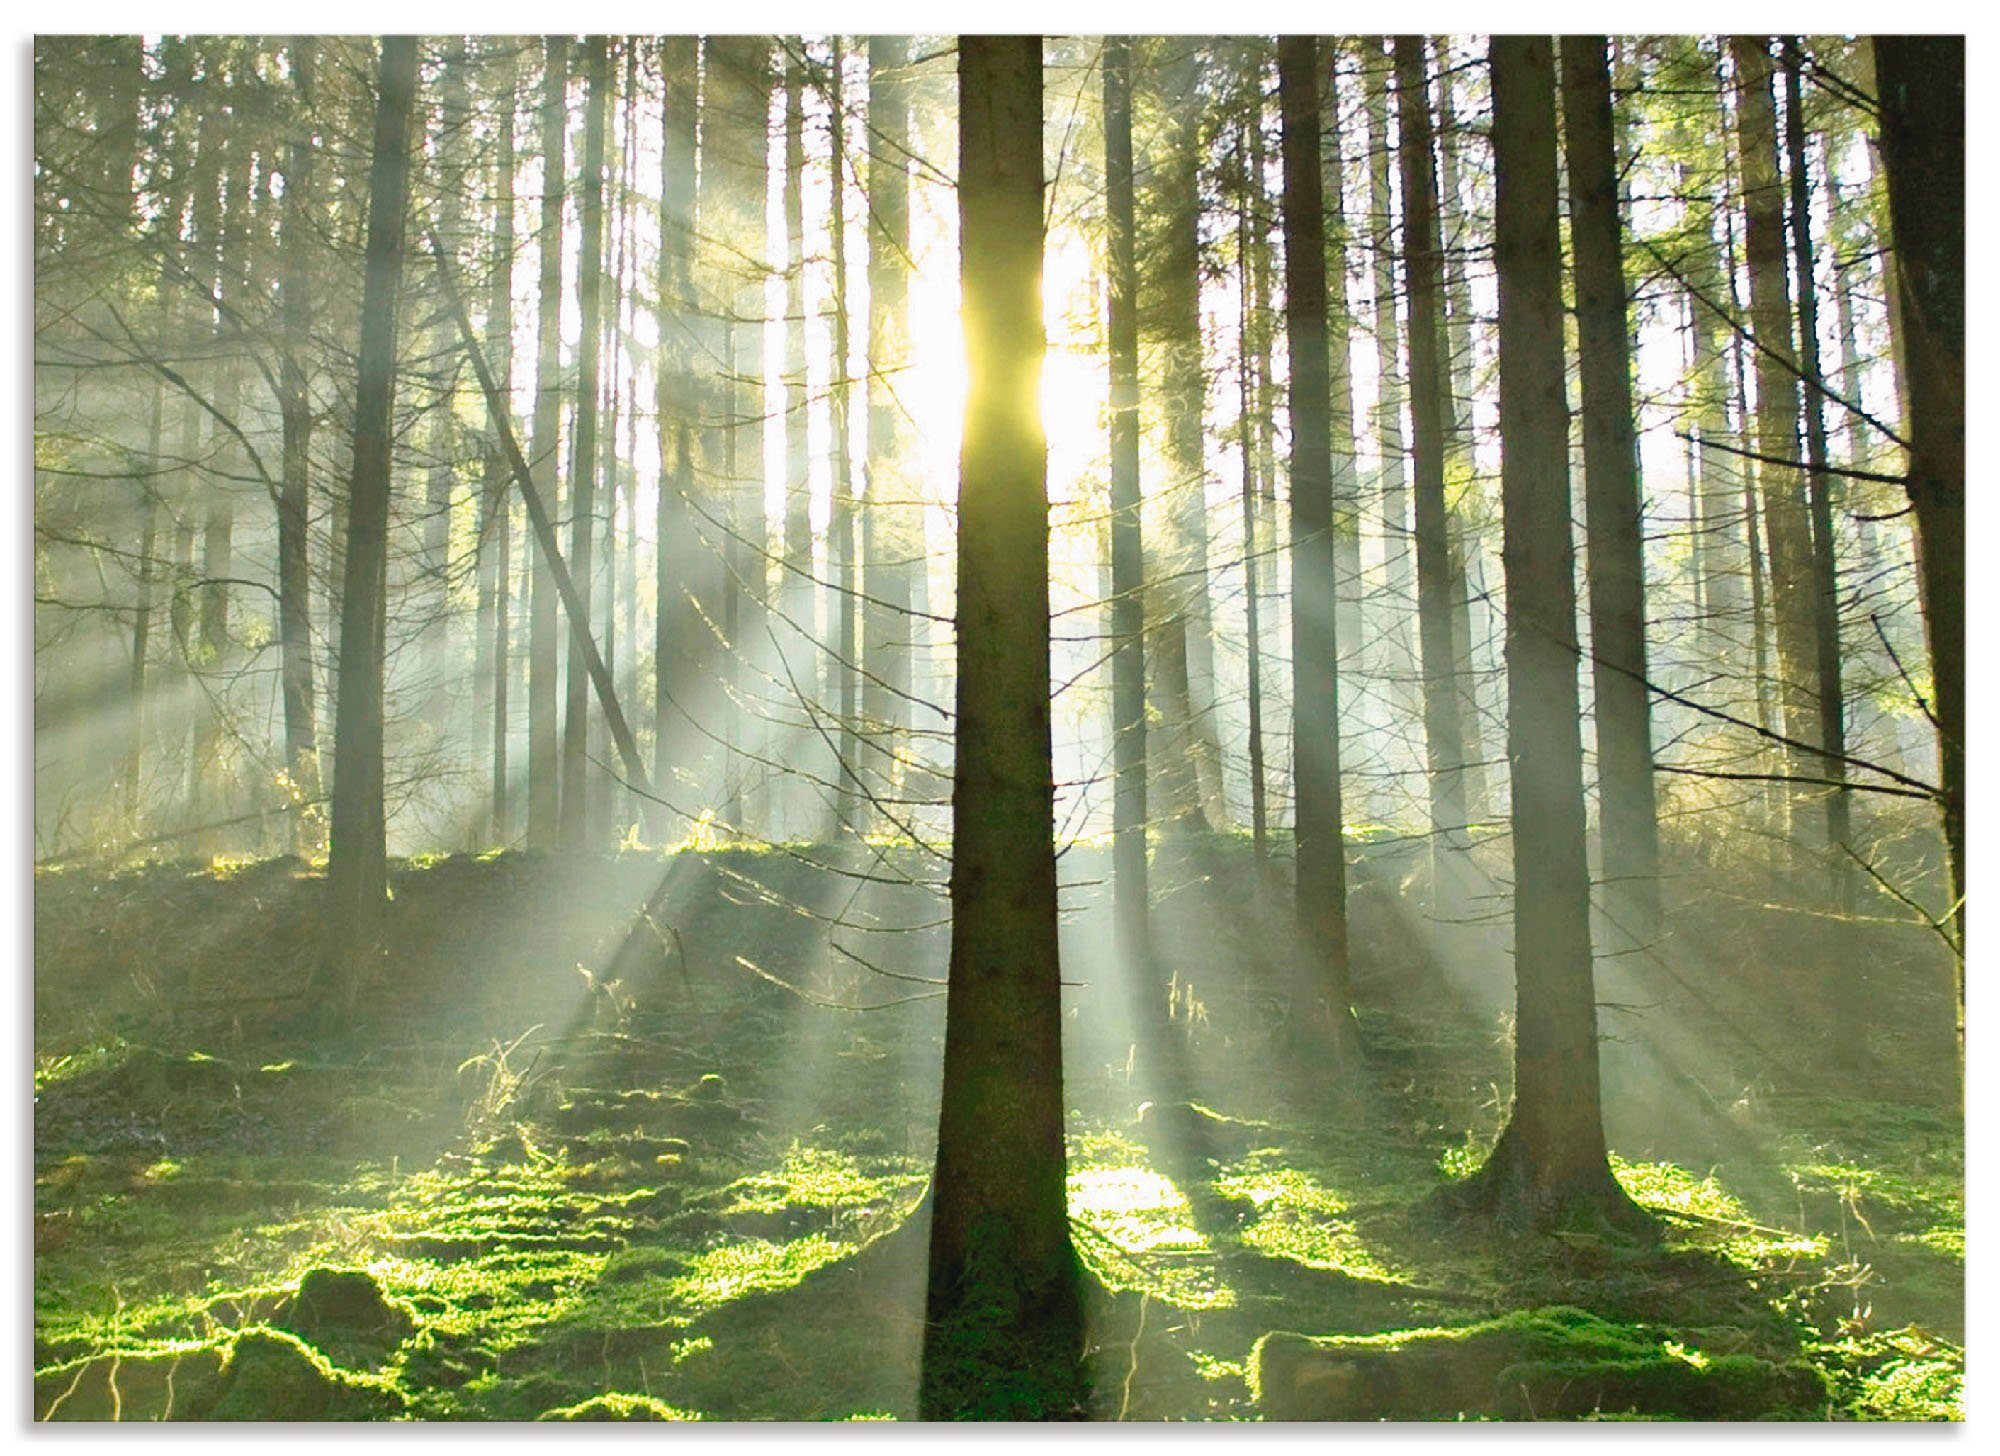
[[537, 1391, 702, 1420], [666, 1234, 847, 1316], [1071, 1167, 1204, 1255], [1786, 1160, 1962, 1230], [719, 1142, 924, 1218], [1610, 1155, 1828, 1267], [1215, 1160, 1403, 1283], [1067, 1164, 1234, 1310], [1251, 1308, 1829, 1420], [1817, 1327, 1962, 1421]]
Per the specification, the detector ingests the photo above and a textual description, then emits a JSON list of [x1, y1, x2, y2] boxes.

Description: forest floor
[[32, 830, 1963, 1421]]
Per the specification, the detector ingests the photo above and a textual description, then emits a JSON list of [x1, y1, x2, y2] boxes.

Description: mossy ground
[[34, 834, 1962, 1420]]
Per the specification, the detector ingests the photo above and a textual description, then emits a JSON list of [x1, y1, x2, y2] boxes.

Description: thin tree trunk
[[1321, 43, 1364, 749], [526, 36, 567, 848], [922, 34, 1084, 1422], [1279, 34, 1355, 1048], [864, 35, 916, 812], [1394, 36, 1470, 871], [1562, 35, 1662, 940], [1731, 36, 1823, 842], [1435, 42, 1490, 818], [827, 39, 860, 836], [1365, 38, 1415, 738], [1235, 117, 1268, 868], [479, 42, 516, 844], [277, 36, 320, 856], [655, 35, 698, 820], [559, 37, 609, 848], [1782, 39, 1853, 901], [781, 47, 812, 711], [1103, 36, 1150, 971]]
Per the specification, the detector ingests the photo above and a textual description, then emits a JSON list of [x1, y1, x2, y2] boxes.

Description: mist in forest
[[33, 31, 1963, 1424]]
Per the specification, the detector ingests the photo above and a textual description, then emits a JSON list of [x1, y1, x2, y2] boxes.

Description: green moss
[[537, 1392, 701, 1420], [278, 1268, 415, 1366], [207, 1327, 406, 1420], [1250, 1308, 1827, 1421], [1215, 1160, 1401, 1283]]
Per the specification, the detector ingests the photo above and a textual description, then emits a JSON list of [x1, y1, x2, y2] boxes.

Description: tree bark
[[277, 37, 320, 857], [326, 35, 421, 1011], [1873, 35, 1965, 1022], [559, 37, 609, 848], [526, 36, 567, 848], [477, 41, 516, 845], [1562, 35, 1661, 940], [1457, 35, 1643, 1233], [1731, 36, 1823, 841], [863, 35, 917, 816], [1103, 36, 1150, 973], [1279, 34, 1356, 1047], [655, 35, 698, 819], [922, 34, 1085, 1422], [1394, 36, 1470, 868], [1782, 40, 1853, 900]]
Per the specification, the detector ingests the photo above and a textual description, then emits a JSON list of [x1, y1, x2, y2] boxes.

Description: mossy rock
[[278, 1268, 415, 1365], [538, 1392, 702, 1421], [206, 1327, 405, 1420], [1251, 1307, 1828, 1421], [35, 1344, 227, 1421]]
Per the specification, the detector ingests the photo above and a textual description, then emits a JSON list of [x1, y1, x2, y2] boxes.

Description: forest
[[31, 31, 1964, 1422]]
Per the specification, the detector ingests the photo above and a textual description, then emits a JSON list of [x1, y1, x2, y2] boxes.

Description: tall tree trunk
[[559, 37, 609, 848], [423, 40, 469, 700], [526, 36, 567, 848], [196, 96, 253, 851], [1235, 114, 1268, 868], [827, 39, 861, 836], [326, 35, 421, 1012], [781, 47, 812, 708], [277, 37, 320, 856], [701, 37, 771, 833], [1279, 35, 1356, 1049], [1365, 38, 1415, 743], [1782, 40, 1853, 901], [1147, 42, 1226, 830], [1457, 35, 1644, 1233], [1393, 36, 1470, 871], [1562, 35, 1662, 941], [922, 34, 1085, 1422], [864, 35, 916, 814], [1435, 42, 1490, 818], [1873, 35, 1965, 1032], [1731, 36, 1823, 843], [478, 41, 517, 844], [1103, 36, 1149, 972], [655, 35, 698, 819], [1321, 43, 1364, 762]]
